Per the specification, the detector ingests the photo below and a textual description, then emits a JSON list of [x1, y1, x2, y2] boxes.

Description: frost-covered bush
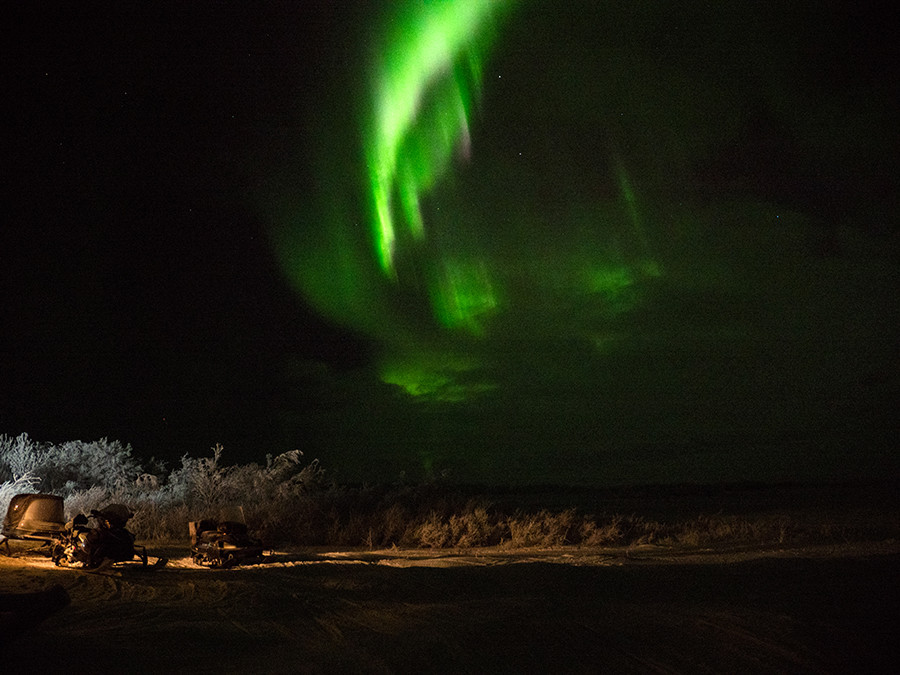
[[1, 434, 51, 515], [0, 433, 43, 482], [49, 438, 142, 492], [162, 445, 326, 510], [0, 433, 141, 493]]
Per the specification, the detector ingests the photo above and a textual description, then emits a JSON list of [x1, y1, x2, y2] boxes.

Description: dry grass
[[3, 433, 898, 550]]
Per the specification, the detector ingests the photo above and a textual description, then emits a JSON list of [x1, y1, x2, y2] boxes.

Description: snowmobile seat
[[90, 503, 134, 530]]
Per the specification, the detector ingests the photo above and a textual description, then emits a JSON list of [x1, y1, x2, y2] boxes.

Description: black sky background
[[3, 3, 373, 461], [3, 2, 898, 482]]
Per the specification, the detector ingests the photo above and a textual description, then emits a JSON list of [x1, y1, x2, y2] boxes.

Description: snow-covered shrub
[[0, 434, 141, 494], [0, 433, 44, 482]]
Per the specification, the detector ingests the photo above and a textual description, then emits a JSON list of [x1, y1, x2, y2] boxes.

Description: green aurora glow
[[273, 0, 661, 402], [366, 0, 514, 276], [268, 1, 898, 483]]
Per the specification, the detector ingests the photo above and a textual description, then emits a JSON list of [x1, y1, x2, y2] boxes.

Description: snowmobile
[[51, 503, 148, 569], [189, 518, 264, 568], [1, 493, 66, 553], [2, 493, 153, 569]]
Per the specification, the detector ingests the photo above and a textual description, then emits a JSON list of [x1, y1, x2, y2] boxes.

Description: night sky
[[3, 1, 898, 486]]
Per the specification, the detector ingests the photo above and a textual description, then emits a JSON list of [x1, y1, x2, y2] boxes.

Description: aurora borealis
[[365, 0, 512, 276], [269, 0, 897, 484], [5, 1, 897, 485], [275, 0, 665, 399]]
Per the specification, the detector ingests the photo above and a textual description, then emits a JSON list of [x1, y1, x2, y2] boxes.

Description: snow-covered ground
[[3, 540, 898, 672]]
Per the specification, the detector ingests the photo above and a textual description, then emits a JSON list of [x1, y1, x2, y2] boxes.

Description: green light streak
[[582, 264, 633, 295], [613, 156, 653, 260], [365, 0, 512, 276], [429, 258, 498, 335]]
